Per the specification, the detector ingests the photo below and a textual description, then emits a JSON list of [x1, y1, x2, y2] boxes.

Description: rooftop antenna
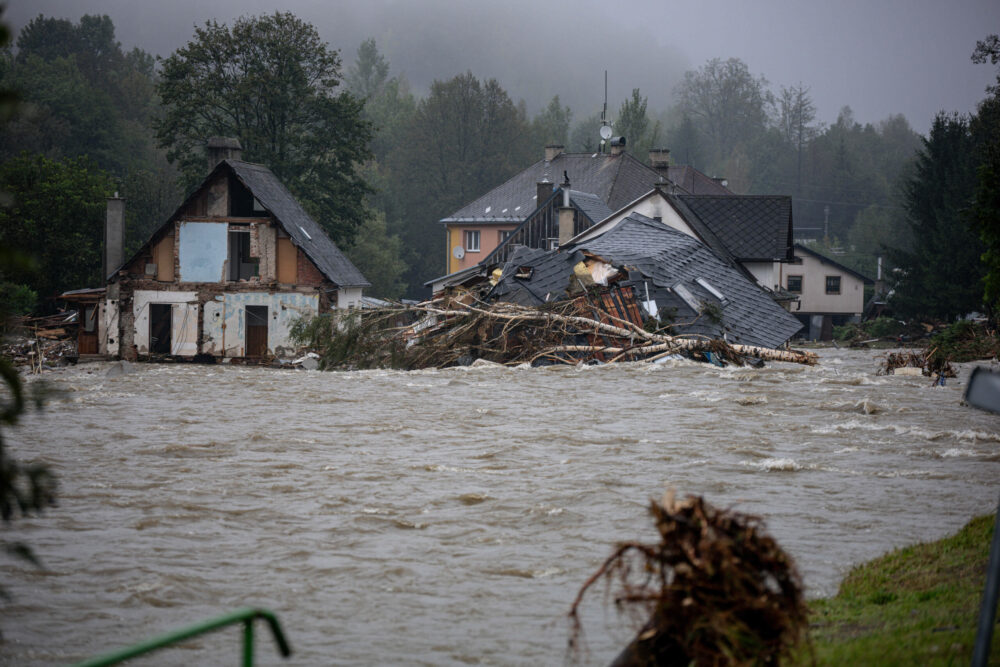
[[599, 70, 612, 152]]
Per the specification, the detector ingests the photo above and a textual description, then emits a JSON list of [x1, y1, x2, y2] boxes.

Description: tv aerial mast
[[599, 70, 612, 151]]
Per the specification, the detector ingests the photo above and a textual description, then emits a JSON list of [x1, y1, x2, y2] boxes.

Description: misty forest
[[0, 11, 998, 321]]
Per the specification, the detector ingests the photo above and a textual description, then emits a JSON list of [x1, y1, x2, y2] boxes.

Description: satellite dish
[[599, 124, 613, 140], [452, 245, 465, 260]]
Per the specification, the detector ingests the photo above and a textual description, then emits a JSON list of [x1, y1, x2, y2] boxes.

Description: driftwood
[[413, 301, 817, 367], [299, 298, 817, 370]]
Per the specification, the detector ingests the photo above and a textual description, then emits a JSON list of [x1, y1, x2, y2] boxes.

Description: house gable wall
[[107, 163, 345, 360], [786, 251, 865, 315]]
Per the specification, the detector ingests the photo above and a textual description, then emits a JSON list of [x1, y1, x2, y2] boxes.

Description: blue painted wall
[[178, 222, 228, 282]]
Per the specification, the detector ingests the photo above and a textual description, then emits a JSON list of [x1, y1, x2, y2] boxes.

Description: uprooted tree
[[568, 492, 808, 666]]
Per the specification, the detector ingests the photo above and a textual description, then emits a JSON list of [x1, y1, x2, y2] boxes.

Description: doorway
[[245, 305, 268, 357], [149, 303, 172, 354]]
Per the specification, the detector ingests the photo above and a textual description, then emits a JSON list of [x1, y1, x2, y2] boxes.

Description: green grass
[[796, 514, 998, 665]]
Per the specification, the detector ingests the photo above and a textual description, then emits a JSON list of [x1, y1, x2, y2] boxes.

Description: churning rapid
[[2, 349, 999, 665]]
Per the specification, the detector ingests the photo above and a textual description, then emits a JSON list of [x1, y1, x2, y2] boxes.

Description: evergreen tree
[[888, 113, 984, 319], [970, 34, 1000, 316]]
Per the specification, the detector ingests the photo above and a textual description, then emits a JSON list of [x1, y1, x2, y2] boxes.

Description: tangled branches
[[569, 492, 807, 666], [292, 299, 817, 371]]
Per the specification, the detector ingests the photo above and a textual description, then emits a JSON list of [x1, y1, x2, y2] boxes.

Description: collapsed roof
[[491, 214, 803, 349]]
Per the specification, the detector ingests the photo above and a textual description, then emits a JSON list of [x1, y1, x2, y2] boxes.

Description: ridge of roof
[[794, 243, 875, 284]]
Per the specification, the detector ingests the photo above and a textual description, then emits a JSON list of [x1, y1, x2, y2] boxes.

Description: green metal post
[[75, 607, 291, 666], [243, 617, 254, 667]]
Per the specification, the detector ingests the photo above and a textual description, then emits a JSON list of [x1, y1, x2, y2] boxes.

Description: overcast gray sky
[[8, 0, 999, 134]]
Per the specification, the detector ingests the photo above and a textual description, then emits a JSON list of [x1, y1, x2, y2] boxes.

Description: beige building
[[785, 243, 873, 340]]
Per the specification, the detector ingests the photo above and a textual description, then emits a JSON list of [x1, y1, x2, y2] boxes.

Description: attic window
[[696, 278, 728, 304], [298, 225, 312, 240], [672, 282, 699, 311]]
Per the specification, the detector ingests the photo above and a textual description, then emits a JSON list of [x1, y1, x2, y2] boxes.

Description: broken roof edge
[[226, 160, 370, 288]]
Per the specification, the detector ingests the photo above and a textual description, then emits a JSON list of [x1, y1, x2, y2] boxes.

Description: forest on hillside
[[0, 11, 996, 320]]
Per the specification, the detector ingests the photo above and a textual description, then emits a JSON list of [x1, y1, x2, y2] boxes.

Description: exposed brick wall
[[296, 248, 325, 286]]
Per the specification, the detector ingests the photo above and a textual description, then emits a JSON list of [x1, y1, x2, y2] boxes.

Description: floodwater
[[2, 349, 999, 665]]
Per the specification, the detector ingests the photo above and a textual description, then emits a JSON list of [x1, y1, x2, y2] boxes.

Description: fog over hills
[[7, 0, 999, 132]]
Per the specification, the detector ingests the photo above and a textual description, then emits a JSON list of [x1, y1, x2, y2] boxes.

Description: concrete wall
[[202, 292, 319, 358], [178, 222, 228, 282], [103, 296, 119, 356], [336, 287, 364, 309], [745, 262, 775, 290], [132, 290, 199, 356]]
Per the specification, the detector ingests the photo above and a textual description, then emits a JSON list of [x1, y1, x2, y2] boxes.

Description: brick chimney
[[104, 194, 125, 280], [609, 136, 626, 156], [206, 136, 243, 171], [537, 180, 553, 206], [545, 144, 564, 161]]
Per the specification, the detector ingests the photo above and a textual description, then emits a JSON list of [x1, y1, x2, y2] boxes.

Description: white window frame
[[464, 230, 481, 253]]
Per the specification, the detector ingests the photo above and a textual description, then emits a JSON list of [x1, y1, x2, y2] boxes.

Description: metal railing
[[74, 607, 292, 667]]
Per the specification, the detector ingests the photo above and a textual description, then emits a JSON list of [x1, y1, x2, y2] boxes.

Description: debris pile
[[294, 298, 817, 371], [568, 492, 807, 666], [1, 312, 79, 372], [877, 350, 956, 379]]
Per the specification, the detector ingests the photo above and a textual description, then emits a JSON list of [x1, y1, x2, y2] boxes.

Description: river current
[[2, 348, 999, 665]]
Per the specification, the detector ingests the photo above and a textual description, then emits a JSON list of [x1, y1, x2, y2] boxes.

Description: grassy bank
[[800, 514, 998, 665]]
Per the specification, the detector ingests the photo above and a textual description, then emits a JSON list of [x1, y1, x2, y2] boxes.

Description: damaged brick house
[[90, 139, 368, 360]]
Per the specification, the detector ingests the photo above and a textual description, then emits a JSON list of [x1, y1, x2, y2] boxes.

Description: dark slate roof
[[794, 243, 875, 284], [441, 152, 669, 224], [227, 160, 369, 287], [492, 214, 802, 349], [570, 190, 614, 224], [666, 165, 733, 195], [676, 195, 793, 262]]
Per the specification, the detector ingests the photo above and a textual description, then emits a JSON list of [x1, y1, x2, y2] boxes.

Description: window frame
[[825, 275, 841, 295], [787, 274, 803, 294], [464, 229, 481, 253]]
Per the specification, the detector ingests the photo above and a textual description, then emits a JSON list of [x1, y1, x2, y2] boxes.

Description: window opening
[[228, 228, 259, 281], [787, 275, 803, 293], [825, 276, 841, 294]]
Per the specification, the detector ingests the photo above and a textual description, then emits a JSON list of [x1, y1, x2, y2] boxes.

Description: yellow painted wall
[[153, 234, 175, 282], [276, 237, 297, 283]]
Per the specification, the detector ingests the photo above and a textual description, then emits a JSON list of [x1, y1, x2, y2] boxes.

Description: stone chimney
[[104, 194, 125, 281], [558, 172, 575, 246], [609, 136, 626, 156], [537, 180, 553, 206], [206, 136, 243, 171], [545, 144, 564, 161]]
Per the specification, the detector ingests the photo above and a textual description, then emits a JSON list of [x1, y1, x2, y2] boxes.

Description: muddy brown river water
[[2, 349, 999, 665]]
